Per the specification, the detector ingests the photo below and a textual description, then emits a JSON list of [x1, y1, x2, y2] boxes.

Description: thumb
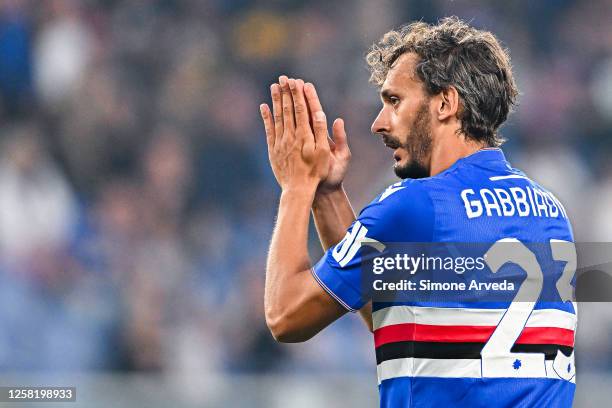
[[332, 118, 350, 155]]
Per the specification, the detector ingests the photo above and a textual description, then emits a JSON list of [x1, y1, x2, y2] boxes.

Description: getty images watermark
[[350, 242, 612, 303]]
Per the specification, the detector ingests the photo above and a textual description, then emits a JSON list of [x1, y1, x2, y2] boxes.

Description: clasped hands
[[259, 76, 350, 195]]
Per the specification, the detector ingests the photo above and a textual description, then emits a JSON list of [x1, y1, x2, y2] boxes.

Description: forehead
[[381, 53, 423, 94]]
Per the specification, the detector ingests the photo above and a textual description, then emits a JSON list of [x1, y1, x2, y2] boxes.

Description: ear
[[436, 86, 460, 121]]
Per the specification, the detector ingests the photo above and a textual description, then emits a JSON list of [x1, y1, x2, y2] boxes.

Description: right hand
[[302, 83, 351, 194], [260, 77, 331, 193]]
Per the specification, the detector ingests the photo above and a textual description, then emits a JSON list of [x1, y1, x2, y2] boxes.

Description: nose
[[371, 107, 390, 135]]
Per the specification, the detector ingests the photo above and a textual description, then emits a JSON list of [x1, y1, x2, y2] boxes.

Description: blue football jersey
[[312, 148, 576, 408]]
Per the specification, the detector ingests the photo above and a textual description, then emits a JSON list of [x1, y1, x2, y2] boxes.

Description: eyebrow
[[380, 89, 394, 101]]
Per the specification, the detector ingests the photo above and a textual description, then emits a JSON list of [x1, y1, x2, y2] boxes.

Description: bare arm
[[265, 187, 348, 342], [260, 77, 347, 342], [304, 83, 373, 332], [311, 188, 373, 331], [312, 187, 354, 250]]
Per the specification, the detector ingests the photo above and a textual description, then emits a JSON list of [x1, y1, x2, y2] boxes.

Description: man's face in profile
[[371, 53, 433, 179]]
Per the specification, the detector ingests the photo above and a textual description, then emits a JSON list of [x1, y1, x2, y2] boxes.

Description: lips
[[381, 135, 402, 162]]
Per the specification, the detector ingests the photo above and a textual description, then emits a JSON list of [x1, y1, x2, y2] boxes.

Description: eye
[[389, 96, 400, 106]]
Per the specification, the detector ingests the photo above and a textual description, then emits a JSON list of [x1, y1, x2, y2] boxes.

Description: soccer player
[[259, 17, 576, 407]]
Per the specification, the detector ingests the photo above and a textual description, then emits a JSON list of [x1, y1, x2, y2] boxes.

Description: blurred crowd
[[0, 0, 611, 377]]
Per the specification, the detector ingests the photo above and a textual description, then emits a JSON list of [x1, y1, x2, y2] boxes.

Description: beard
[[385, 101, 432, 179]]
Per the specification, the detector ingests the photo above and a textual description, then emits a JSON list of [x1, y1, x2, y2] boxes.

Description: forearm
[[265, 188, 315, 327], [261, 77, 359, 341], [312, 186, 356, 251], [312, 186, 373, 332]]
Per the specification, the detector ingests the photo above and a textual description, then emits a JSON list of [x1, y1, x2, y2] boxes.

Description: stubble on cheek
[[394, 102, 432, 179]]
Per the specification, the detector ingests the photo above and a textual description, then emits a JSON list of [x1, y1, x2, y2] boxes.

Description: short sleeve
[[312, 180, 435, 311]]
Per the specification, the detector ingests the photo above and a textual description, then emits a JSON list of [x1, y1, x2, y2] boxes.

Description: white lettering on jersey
[[480, 188, 502, 216], [461, 189, 483, 219], [509, 187, 530, 216], [494, 188, 515, 216], [332, 221, 385, 267], [460, 185, 566, 219]]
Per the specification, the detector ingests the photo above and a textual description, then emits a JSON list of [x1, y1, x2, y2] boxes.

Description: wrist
[[316, 183, 344, 197], [281, 184, 318, 201], [312, 184, 347, 211]]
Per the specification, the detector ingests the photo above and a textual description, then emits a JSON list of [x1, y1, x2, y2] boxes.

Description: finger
[[304, 82, 329, 148], [328, 135, 337, 151], [304, 82, 323, 118], [306, 81, 333, 149], [289, 79, 309, 129], [332, 118, 350, 156], [312, 110, 329, 148], [270, 83, 283, 144], [259, 103, 274, 148], [297, 79, 313, 129], [279, 75, 295, 137]]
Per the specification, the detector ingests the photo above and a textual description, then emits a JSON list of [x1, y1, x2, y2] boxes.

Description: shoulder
[[366, 178, 433, 205], [356, 179, 435, 242]]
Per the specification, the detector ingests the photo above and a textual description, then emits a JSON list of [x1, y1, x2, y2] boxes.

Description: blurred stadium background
[[0, 0, 610, 406]]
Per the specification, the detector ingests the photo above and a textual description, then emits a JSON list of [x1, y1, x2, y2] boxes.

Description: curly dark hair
[[366, 17, 518, 147]]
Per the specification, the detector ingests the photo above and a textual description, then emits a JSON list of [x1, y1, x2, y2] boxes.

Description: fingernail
[[288, 79, 295, 89], [315, 111, 325, 121], [279, 76, 286, 86], [259, 104, 265, 114]]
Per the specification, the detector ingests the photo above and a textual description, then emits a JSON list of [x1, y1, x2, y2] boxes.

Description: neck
[[429, 132, 488, 176]]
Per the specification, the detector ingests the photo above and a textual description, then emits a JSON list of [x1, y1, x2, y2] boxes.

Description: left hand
[[260, 76, 330, 193], [302, 82, 351, 195]]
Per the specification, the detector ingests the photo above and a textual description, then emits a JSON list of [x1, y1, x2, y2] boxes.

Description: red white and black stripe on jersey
[[373, 305, 577, 383]]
